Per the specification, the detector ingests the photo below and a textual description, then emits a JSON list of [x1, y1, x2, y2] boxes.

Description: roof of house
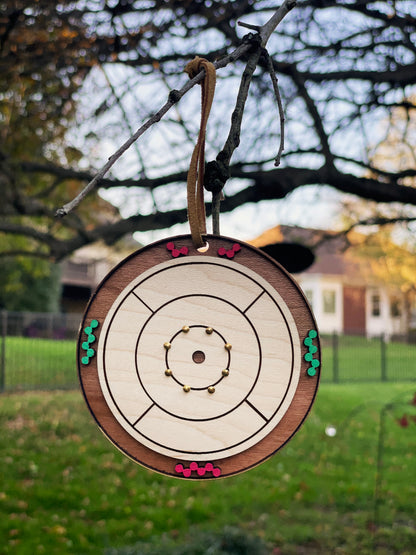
[[250, 225, 364, 279]]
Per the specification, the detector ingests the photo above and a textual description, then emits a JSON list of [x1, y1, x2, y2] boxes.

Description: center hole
[[192, 350, 205, 364]]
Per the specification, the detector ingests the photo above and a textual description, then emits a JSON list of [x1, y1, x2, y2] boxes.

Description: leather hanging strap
[[184, 56, 216, 248]]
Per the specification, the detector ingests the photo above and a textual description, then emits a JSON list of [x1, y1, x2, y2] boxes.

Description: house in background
[[60, 254, 109, 313], [61, 226, 412, 339], [251, 226, 410, 339], [59, 237, 140, 313]]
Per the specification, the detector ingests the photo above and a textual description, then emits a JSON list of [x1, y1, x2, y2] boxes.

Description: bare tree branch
[[260, 0, 297, 46], [55, 0, 298, 218], [262, 49, 285, 166], [0, 250, 51, 260], [49, 167, 416, 260]]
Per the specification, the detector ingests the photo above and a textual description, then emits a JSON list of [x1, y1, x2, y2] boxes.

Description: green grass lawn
[[0, 383, 415, 554], [2, 337, 77, 391]]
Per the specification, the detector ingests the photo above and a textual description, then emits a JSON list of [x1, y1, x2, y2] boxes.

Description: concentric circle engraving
[[97, 261, 296, 456], [163, 324, 230, 390], [134, 295, 261, 421]]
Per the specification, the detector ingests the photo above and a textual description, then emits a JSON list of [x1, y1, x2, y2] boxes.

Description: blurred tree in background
[[0, 255, 61, 311], [1, 0, 416, 263]]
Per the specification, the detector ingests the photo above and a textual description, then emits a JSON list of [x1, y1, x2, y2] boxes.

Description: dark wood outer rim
[[77, 234, 321, 480]]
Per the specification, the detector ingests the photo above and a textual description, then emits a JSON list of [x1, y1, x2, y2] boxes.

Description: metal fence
[[0, 311, 82, 392], [0, 311, 415, 392], [320, 333, 416, 383]]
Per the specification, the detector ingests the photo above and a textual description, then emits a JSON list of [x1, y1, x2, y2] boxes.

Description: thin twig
[[55, 99, 176, 217], [56, 0, 297, 217], [211, 191, 222, 235], [260, 0, 297, 46], [217, 46, 263, 168], [237, 20, 261, 32], [263, 49, 285, 166], [206, 1, 297, 228], [205, 42, 262, 233], [55, 44, 251, 217], [100, 65, 149, 179]]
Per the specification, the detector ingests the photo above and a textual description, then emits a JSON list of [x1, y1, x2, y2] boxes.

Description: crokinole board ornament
[[77, 234, 320, 479]]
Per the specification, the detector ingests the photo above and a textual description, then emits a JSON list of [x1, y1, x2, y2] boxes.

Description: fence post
[[47, 312, 54, 339], [332, 331, 339, 383], [380, 334, 387, 382], [0, 310, 7, 392]]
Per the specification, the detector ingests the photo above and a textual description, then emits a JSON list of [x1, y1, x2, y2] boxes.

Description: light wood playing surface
[[97, 257, 300, 460]]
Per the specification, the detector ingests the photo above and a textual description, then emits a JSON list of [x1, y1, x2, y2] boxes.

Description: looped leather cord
[[184, 56, 216, 248]]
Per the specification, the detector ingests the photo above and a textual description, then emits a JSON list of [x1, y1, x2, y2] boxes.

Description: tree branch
[[216, 42, 263, 169], [262, 49, 285, 166], [0, 222, 64, 253], [259, 0, 297, 46], [291, 68, 334, 168], [0, 250, 51, 260], [8, 161, 416, 262]]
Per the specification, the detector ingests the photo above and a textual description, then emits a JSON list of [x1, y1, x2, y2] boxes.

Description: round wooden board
[[77, 235, 320, 479]]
